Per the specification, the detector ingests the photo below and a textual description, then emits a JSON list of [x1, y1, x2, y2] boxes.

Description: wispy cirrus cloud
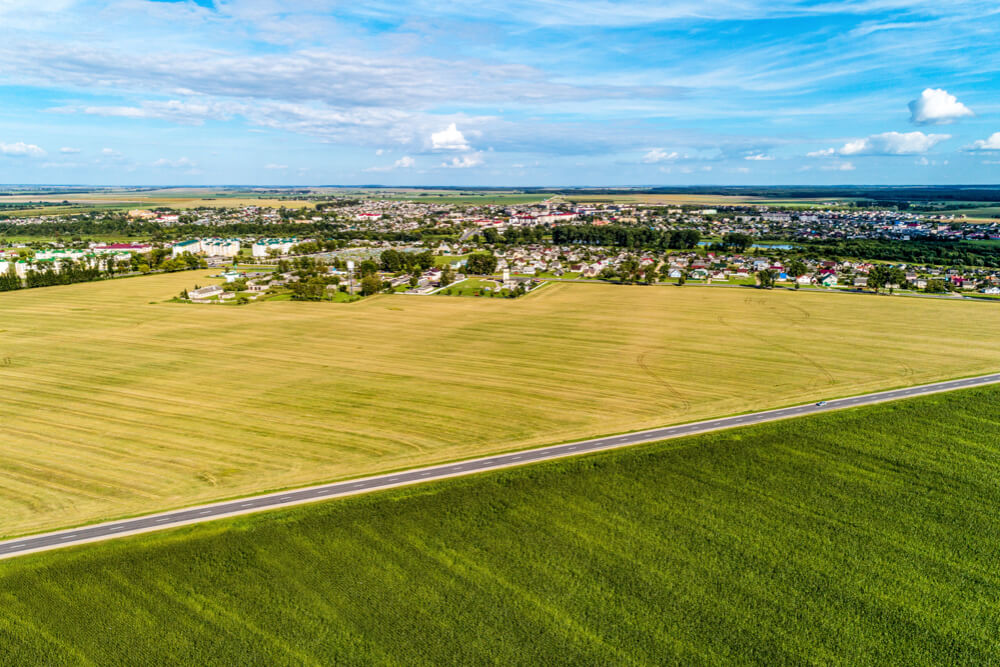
[[2, 0, 1000, 183]]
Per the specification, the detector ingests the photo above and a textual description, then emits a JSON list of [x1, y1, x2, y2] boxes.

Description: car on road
[[816, 401, 828, 406]]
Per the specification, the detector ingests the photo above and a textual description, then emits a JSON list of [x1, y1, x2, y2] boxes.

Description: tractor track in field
[[636, 349, 692, 414]]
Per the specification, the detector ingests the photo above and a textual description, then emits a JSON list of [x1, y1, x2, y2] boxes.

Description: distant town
[[2, 194, 1000, 299]]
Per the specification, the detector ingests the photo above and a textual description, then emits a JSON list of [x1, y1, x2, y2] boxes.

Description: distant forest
[[800, 239, 1000, 267]]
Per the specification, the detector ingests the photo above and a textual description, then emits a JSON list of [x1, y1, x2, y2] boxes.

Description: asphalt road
[[3, 372, 999, 560]]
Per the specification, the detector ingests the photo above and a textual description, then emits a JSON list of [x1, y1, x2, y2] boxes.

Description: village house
[[189, 285, 224, 300]]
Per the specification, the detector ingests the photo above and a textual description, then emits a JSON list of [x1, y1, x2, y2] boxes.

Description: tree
[[414, 251, 434, 271], [360, 274, 381, 296], [619, 256, 640, 283], [721, 233, 753, 252], [787, 259, 808, 279], [290, 277, 328, 301], [887, 267, 907, 294], [925, 279, 948, 293], [465, 253, 498, 275], [380, 249, 402, 272], [439, 265, 454, 287], [867, 265, 890, 293], [408, 274, 420, 288], [756, 269, 776, 289]]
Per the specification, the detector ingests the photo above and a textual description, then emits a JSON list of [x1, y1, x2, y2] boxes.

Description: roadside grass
[[437, 278, 503, 297], [2, 386, 1000, 664], [4, 276, 1000, 537], [434, 254, 470, 267], [514, 271, 580, 280]]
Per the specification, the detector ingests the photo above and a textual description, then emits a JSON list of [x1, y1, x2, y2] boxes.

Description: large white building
[[201, 238, 241, 258], [252, 238, 298, 258], [171, 239, 202, 257], [0, 260, 30, 278], [171, 238, 241, 258]]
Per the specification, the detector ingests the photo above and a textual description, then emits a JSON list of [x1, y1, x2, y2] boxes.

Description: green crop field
[[2, 386, 1000, 664], [3, 274, 1000, 538]]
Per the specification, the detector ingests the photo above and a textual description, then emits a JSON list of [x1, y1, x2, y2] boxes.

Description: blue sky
[[2, 0, 1000, 185]]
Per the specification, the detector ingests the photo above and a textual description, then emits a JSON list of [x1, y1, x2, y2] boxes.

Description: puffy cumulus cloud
[[641, 148, 679, 164], [441, 152, 483, 168], [152, 157, 197, 168], [365, 155, 416, 172], [908, 88, 973, 125], [966, 132, 1000, 151], [431, 123, 470, 151], [744, 153, 773, 161], [817, 131, 950, 156], [0, 141, 46, 157]]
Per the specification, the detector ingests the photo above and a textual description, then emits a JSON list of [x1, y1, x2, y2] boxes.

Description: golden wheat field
[[2, 273, 1000, 537]]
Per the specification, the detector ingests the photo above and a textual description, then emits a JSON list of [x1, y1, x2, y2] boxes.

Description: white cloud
[[152, 157, 197, 168], [0, 141, 46, 157], [441, 152, 483, 168], [264, 163, 288, 169], [908, 88, 973, 125], [642, 148, 679, 163], [59, 146, 80, 153], [821, 161, 856, 171], [53, 99, 238, 126], [101, 147, 116, 155], [40, 161, 84, 168], [431, 123, 470, 151], [744, 153, 773, 161], [966, 132, 1000, 151], [823, 131, 950, 156], [807, 148, 835, 157], [364, 155, 416, 172]]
